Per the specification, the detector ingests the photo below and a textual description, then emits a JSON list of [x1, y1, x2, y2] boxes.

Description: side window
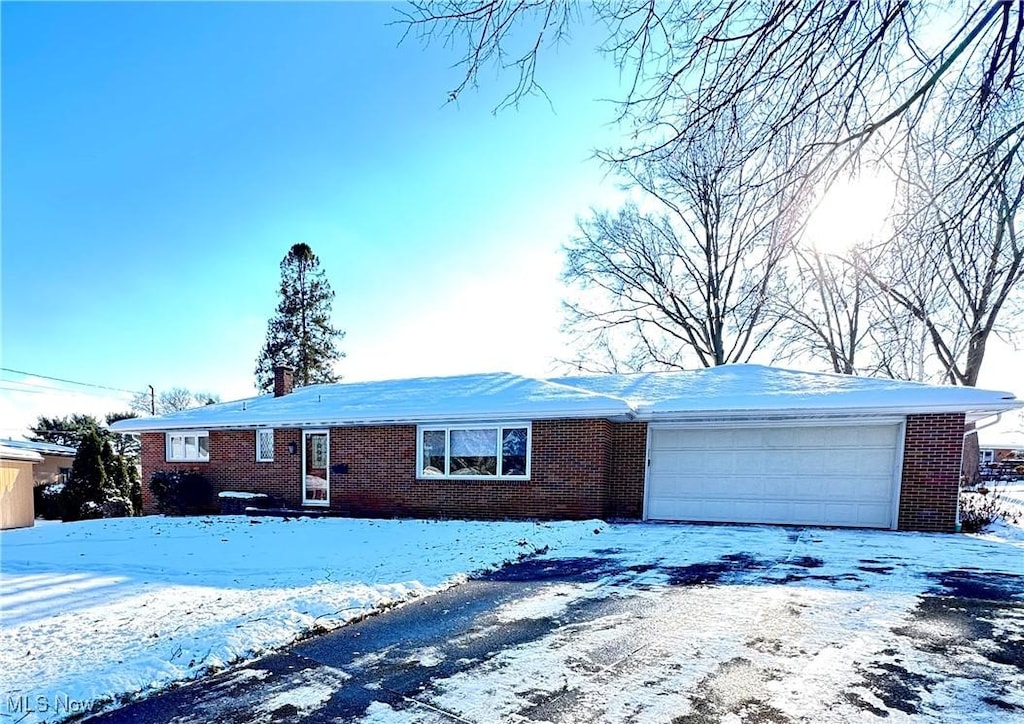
[[256, 429, 274, 462], [166, 432, 210, 462]]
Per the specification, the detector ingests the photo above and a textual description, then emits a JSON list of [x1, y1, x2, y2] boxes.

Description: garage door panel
[[646, 424, 901, 529]]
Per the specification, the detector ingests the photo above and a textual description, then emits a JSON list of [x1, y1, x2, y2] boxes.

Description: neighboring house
[[978, 431, 1024, 464], [0, 439, 77, 486], [977, 431, 1024, 482], [110, 364, 1022, 533], [0, 443, 44, 530]]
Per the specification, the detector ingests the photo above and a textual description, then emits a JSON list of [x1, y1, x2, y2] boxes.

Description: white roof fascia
[[641, 400, 1023, 423], [111, 407, 637, 433]]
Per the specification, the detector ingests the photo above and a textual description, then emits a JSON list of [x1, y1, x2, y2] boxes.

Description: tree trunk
[[962, 425, 980, 489]]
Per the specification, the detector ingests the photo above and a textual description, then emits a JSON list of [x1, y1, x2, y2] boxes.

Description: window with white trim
[[418, 424, 530, 479], [166, 431, 210, 462], [256, 429, 274, 462]]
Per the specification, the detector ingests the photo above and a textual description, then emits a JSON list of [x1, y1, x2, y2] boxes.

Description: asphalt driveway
[[87, 523, 1024, 723]]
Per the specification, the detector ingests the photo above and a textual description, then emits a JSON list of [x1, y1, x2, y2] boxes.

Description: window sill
[[166, 459, 210, 464], [417, 476, 530, 482]]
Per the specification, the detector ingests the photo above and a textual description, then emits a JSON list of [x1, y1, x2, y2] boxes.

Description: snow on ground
[[0, 515, 602, 722], [3, 515, 1023, 723], [355, 522, 1024, 724], [995, 482, 1024, 508]]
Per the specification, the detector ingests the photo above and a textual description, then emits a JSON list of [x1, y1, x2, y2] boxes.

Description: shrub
[[61, 429, 107, 522], [149, 470, 213, 515], [99, 497, 134, 519], [960, 488, 1022, 533], [33, 482, 65, 520]]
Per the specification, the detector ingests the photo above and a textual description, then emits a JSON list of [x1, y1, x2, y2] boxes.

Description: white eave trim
[[110, 407, 637, 433], [641, 401, 1023, 423], [109, 399, 1022, 433]]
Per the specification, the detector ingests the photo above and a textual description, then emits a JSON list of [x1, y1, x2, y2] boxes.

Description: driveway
[[86, 523, 1024, 723]]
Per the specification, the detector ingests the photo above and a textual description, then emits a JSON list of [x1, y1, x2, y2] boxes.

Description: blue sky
[[1, 2, 1020, 439], [2, 1, 629, 432]]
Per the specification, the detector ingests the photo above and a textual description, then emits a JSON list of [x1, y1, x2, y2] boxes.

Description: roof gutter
[[640, 400, 1023, 422], [110, 407, 638, 433], [110, 400, 1022, 433]]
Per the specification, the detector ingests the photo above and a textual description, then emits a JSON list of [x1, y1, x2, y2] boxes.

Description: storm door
[[302, 429, 330, 506]]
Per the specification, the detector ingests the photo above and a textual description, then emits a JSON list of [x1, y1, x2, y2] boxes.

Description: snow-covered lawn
[[3, 515, 1023, 723], [0, 515, 602, 722]]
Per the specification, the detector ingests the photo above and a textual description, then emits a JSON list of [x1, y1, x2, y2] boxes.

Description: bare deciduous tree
[[867, 137, 1023, 389], [862, 121, 1023, 483], [774, 245, 882, 375], [403, 2, 1021, 177], [131, 387, 221, 416], [563, 129, 799, 369]]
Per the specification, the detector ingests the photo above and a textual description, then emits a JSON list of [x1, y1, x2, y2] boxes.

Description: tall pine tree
[[255, 243, 345, 392]]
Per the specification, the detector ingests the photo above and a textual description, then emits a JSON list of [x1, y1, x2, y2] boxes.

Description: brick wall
[[140, 415, 968, 532], [897, 413, 966, 532], [605, 422, 648, 519], [140, 429, 303, 513], [332, 419, 612, 520], [140, 419, 643, 520]]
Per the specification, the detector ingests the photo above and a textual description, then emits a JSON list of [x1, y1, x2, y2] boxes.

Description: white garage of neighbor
[[645, 422, 904, 529]]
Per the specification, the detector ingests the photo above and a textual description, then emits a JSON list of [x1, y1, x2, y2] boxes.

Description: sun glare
[[804, 175, 896, 254]]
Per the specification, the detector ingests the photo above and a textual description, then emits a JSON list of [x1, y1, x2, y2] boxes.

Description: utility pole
[[148, 385, 155, 415]]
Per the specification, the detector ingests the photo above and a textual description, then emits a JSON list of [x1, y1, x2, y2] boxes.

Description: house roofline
[[111, 398, 1022, 434], [110, 407, 638, 433], [0, 447, 44, 463], [641, 400, 1023, 423]]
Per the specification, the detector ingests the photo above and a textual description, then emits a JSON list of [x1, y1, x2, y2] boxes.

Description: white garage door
[[646, 423, 902, 529]]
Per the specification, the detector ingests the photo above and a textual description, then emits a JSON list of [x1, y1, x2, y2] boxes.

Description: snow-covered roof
[[109, 372, 634, 432], [109, 365, 1022, 433], [979, 431, 1024, 451], [0, 444, 44, 463], [0, 439, 77, 456], [552, 365, 1021, 421]]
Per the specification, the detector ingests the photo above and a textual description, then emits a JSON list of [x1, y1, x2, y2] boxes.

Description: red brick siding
[[331, 420, 611, 520], [141, 420, 629, 520], [140, 414, 967, 531], [140, 429, 304, 513], [606, 422, 648, 519], [897, 413, 965, 533]]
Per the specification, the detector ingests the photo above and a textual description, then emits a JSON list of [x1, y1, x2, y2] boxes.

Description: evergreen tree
[[255, 243, 345, 392], [106, 411, 141, 460], [127, 462, 143, 515], [30, 413, 105, 448], [61, 428, 108, 521]]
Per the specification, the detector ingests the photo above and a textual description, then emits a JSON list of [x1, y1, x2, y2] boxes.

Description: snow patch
[[0, 516, 601, 723]]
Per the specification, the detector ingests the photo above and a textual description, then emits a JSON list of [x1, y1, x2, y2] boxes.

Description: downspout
[[963, 412, 1002, 439]]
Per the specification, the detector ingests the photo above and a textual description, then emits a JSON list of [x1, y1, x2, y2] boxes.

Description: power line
[[0, 367, 139, 395], [1, 378, 135, 400]]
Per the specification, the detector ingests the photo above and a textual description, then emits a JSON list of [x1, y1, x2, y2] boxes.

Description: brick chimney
[[273, 365, 295, 397]]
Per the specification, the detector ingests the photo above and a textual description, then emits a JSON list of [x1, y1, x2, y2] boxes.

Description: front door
[[302, 429, 330, 506]]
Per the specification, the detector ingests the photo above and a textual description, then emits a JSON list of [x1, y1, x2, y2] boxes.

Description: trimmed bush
[[149, 470, 213, 515]]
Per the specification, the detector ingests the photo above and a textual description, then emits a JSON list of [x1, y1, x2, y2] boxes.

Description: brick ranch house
[[111, 365, 1022, 533]]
